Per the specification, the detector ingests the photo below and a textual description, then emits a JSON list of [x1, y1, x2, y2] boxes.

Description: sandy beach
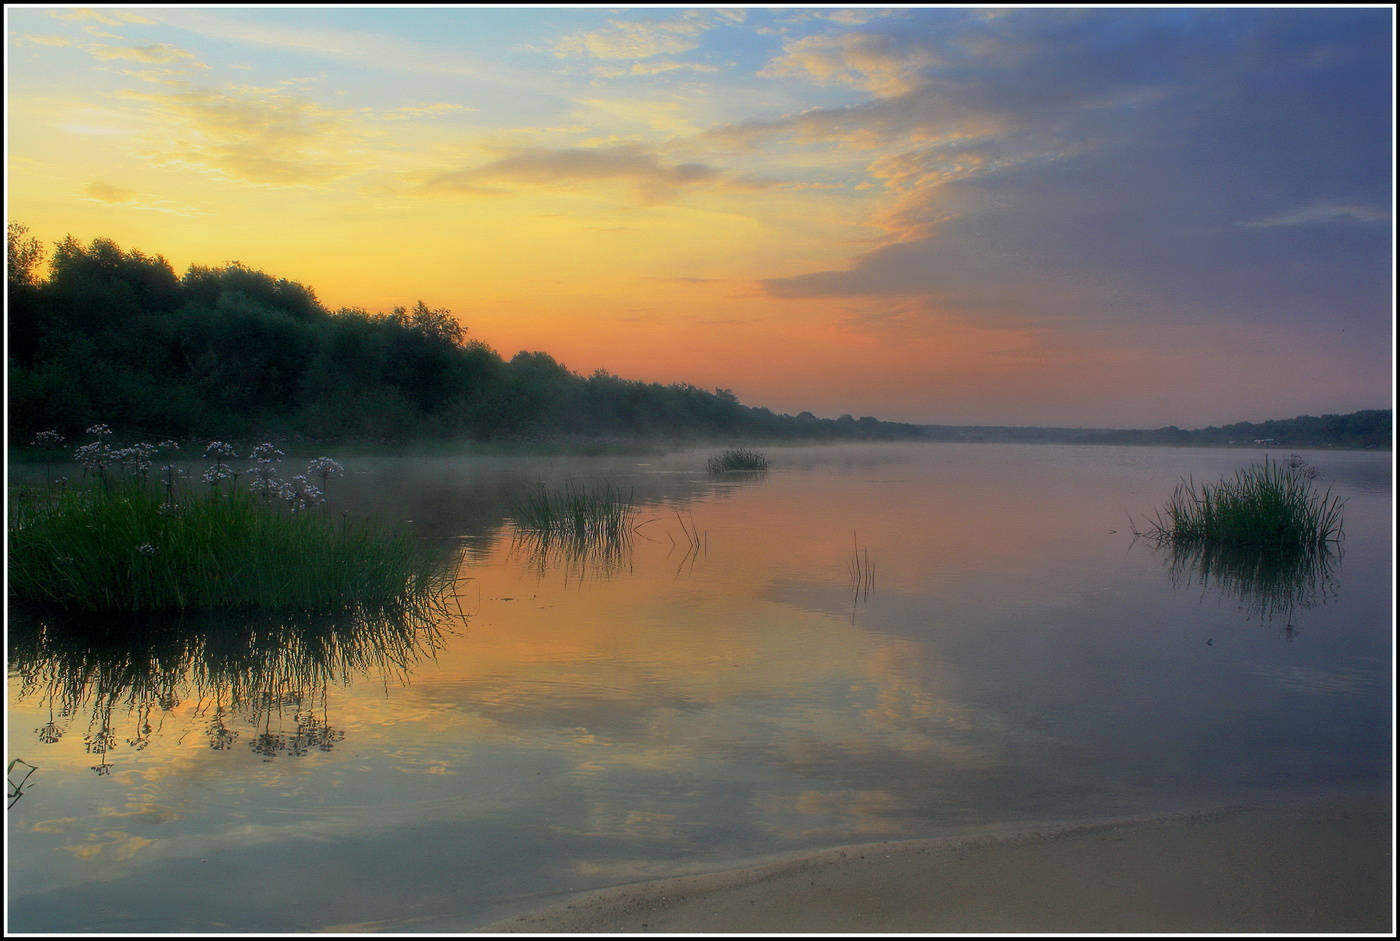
[[439, 795, 1394, 934]]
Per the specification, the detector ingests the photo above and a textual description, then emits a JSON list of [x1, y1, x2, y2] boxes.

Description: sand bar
[[440, 795, 1393, 934]]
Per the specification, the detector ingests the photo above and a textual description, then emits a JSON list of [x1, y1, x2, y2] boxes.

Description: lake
[[6, 442, 1392, 932]]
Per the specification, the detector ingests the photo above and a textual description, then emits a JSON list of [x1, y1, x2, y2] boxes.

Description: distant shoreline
[[380, 792, 1393, 934]]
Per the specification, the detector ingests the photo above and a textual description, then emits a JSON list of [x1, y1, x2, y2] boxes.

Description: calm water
[[6, 443, 1393, 932]]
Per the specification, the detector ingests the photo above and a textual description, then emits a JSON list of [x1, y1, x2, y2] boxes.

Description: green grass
[[9, 481, 454, 613], [706, 448, 769, 473], [508, 479, 636, 542], [1133, 456, 1345, 552]]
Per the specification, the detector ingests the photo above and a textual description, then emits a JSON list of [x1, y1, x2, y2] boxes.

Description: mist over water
[[7, 443, 1392, 932]]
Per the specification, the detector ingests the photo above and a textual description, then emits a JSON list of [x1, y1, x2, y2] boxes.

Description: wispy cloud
[[591, 60, 722, 78], [17, 34, 73, 47], [760, 31, 938, 97], [117, 85, 370, 186], [146, 8, 518, 82], [87, 42, 208, 68], [1241, 202, 1389, 228], [379, 102, 476, 122], [553, 19, 706, 60], [752, 8, 1393, 339], [77, 180, 209, 216], [550, 9, 741, 62], [53, 8, 157, 27], [421, 144, 730, 203]]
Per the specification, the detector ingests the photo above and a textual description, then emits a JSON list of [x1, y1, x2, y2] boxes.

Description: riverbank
[[453, 795, 1392, 934]]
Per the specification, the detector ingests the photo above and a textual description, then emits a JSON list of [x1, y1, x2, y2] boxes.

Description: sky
[[5, 4, 1394, 429]]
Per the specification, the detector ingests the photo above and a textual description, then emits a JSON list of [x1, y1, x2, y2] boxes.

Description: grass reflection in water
[[9, 598, 459, 775], [1133, 453, 1347, 636], [509, 524, 635, 584], [1156, 538, 1341, 638]]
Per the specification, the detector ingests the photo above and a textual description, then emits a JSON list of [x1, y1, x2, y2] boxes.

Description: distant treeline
[[919, 425, 1104, 443], [6, 225, 924, 445], [1070, 410, 1391, 450]]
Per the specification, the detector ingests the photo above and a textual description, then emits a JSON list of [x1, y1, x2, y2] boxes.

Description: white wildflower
[[308, 457, 344, 481]]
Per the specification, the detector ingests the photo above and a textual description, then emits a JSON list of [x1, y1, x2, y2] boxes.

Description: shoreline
[[387, 794, 1393, 934]]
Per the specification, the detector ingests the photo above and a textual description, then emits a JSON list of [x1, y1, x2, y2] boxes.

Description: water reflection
[[7, 758, 39, 808], [509, 525, 635, 585], [509, 506, 711, 586], [9, 601, 458, 774], [1147, 539, 1341, 637]]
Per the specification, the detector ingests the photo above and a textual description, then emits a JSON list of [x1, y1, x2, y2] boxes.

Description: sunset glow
[[6, 5, 1393, 427]]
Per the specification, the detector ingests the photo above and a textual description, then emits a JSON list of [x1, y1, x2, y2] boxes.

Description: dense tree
[[7, 228, 928, 445]]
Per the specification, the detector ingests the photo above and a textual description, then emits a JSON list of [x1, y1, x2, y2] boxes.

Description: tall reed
[[10, 483, 452, 613], [706, 448, 769, 473], [1134, 456, 1345, 552], [10, 431, 455, 614], [508, 479, 636, 543]]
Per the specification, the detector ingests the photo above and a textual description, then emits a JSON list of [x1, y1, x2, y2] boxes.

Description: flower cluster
[[308, 457, 344, 482], [111, 443, 158, 480], [1281, 453, 1320, 480], [203, 440, 239, 487], [33, 430, 64, 448], [71, 429, 179, 485], [279, 475, 325, 512], [73, 441, 113, 478], [248, 443, 286, 499]]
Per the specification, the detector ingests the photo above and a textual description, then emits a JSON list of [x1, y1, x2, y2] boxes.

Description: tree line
[[7, 224, 925, 445], [1070, 410, 1391, 449]]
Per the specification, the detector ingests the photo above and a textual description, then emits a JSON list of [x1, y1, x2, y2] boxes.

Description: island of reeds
[[707, 448, 770, 473], [1133, 454, 1345, 552], [1133, 455, 1347, 633], [9, 426, 456, 614]]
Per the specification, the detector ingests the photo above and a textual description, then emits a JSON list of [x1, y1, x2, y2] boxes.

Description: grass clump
[[1134, 455, 1345, 552], [706, 448, 769, 474], [9, 429, 455, 614], [508, 479, 636, 543]]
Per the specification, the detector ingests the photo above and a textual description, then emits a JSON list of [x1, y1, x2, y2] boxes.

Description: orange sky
[[6, 6, 1393, 427]]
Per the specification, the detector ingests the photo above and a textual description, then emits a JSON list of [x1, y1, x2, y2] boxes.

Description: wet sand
[[456, 795, 1392, 934]]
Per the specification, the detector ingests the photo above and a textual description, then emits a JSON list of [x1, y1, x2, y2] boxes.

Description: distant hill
[[1068, 410, 1391, 450], [918, 425, 1109, 444], [913, 411, 1391, 449]]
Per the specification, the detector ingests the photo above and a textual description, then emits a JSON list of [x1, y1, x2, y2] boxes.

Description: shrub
[[706, 448, 769, 473], [1134, 455, 1345, 552]]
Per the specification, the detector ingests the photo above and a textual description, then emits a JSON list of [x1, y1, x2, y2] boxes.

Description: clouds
[[420, 143, 770, 204], [77, 181, 208, 216], [759, 31, 939, 97], [6, 5, 1390, 426], [550, 9, 744, 62], [117, 85, 367, 186], [749, 7, 1393, 339], [87, 41, 207, 67], [551, 16, 710, 61]]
